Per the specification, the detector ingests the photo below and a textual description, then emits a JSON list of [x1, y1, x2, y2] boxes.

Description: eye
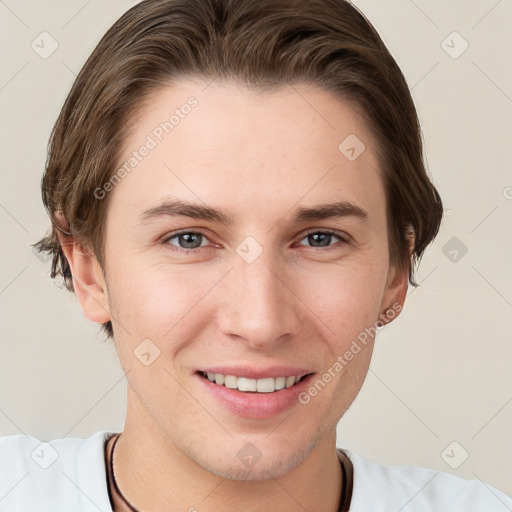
[[163, 231, 211, 252], [295, 230, 347, 249]]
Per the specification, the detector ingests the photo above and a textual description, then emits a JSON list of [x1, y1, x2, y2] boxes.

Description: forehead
[[110, 79, 386, 227]]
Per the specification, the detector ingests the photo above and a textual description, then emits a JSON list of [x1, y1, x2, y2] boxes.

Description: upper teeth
[[203, 372, 304, 393]]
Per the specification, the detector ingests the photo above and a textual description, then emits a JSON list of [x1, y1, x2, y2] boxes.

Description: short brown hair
[[34, 0, 444, 339]]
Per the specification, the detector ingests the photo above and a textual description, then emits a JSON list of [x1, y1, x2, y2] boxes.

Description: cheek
[[297, 269, 381, 408], [108, 259, 220, 342], [296, 260, 387, 344]]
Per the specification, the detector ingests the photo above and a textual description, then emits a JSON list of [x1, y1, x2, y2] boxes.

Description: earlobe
[[57, 235, 111, 325]]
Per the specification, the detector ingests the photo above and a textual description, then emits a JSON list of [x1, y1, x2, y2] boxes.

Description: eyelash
[[162, 229, 348, 254]]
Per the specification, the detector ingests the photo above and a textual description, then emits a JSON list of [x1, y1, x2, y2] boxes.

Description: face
[[96, 79, 406, 479]]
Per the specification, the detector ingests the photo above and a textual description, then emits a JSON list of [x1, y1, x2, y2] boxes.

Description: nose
[[216, 247, 301, 350]]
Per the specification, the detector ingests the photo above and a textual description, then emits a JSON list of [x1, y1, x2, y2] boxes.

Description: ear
[[378, 233, 414, 327], [57, 233, 111, 325], [378, 265, 408, 326]]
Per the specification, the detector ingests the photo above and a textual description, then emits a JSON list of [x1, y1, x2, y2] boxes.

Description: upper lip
[[197, 366, 313, 380]]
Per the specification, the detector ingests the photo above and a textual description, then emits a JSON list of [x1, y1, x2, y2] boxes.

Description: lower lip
[[195, 372, 315, 420]]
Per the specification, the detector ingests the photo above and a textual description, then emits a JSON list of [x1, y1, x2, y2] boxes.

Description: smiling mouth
[[199, 371, 311, 393]]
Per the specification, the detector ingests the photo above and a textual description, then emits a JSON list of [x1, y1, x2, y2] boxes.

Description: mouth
[[198, 371, 311, 393], [196, 368, 316, 419]]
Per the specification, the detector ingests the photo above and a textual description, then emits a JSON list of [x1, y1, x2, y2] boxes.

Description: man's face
[[100, 80, 406, 479]]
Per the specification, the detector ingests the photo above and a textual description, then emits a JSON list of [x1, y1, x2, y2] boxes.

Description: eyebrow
[[137, 198, 369, 225]]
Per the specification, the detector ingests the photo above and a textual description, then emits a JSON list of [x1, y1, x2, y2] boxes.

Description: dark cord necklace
[[110, 434, 140, 512], [110, 433, 348, 511]]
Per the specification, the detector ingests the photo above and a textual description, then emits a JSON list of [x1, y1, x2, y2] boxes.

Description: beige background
[[1, 0, 511, 497]]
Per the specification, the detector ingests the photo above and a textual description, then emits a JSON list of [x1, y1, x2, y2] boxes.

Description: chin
[[200, 452, 300, 481], [187, 433, 322, 481]]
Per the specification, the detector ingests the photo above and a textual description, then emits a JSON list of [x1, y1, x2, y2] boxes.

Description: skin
[[59, 79, 409, 511]]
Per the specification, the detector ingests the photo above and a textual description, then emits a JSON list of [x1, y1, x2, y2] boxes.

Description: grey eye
[[297, 231, 343, 248], [167, 232, 207, 249]]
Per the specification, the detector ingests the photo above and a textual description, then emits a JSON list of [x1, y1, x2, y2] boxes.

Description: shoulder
[[341, 449, 512, 512], [0, 430, 117, 511]]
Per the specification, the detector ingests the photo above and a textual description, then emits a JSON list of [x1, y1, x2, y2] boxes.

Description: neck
[[113, 393, 343, 511]]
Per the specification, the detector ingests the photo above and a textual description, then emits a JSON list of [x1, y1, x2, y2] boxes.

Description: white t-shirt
[[0, 430, 510, 511]]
